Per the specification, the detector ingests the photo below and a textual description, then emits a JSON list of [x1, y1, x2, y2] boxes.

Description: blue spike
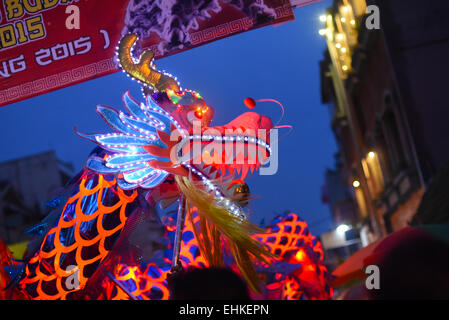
[[123, 167, 158, 184], [25, 222, 47, 236], [96, 105, 141, 135], [78, 131, 160, 154], [45, 197, 61, 209], [139, 171, 168, 189], [144, 109, 172, 134], [119, 113, 161, 135], [77, 92, 174, 189], [96, 133, 152, 146], [124, 92, 149, 119], [85, 157, 119, 174], [106, 153, 156, 167], [75, 130, 98, 144], [4, 263, 24, 279], [101, 145, 149, 153], [117, 178, 138, 190]]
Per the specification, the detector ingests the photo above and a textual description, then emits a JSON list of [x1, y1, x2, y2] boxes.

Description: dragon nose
[[259, 115, 273, 131], [225, 112, 273, 131]]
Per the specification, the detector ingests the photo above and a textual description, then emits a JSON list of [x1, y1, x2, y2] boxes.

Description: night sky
[[0, 0, 337, 235]]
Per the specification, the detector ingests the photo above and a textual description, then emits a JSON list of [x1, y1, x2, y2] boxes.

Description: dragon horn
[[118, 34, 180, 92]]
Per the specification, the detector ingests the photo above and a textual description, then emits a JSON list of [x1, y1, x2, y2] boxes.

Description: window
[[381, 93, 407, 174]]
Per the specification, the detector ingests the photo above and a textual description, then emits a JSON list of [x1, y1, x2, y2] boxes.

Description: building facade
[[319, 0, 449, 240], [0, 151, 73, 244]]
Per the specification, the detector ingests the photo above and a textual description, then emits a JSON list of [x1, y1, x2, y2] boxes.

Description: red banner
[[0, 0, 296, 107]]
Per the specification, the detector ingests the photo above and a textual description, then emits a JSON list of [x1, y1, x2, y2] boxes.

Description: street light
[[336, 224, 350, 235]]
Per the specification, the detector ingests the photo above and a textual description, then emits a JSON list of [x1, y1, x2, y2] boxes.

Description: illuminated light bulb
[[352, 180, 360, 188], [342, 65, 349, 71], [350, 19, 356, 25], [296, 249, 306, 262], [368, 151, 376, 158], [320, 15, 327, 22], [341, 17, 346, 23], [341, 47, 347, 53], [319, 29, 326, 36], [336, 43, 342, 48], [336, 34, 344, 41], [337, 224, 350, 234], [342, 6, 349, 13]]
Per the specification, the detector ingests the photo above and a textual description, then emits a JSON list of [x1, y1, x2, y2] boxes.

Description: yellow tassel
[[175, 176, 273, 293]]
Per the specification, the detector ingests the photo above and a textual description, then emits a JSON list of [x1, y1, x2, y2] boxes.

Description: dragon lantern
[[1, 34, 332, 300]]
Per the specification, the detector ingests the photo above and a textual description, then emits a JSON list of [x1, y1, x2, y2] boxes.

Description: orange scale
[[79, 177, 104, 196], [77, 186, 99, 200], [53, 255, 72, 278], [96, 238, 109, 258], [74, 246, 103, 268], [97, 215, 125, 237], [21, 274, 39, 285], [72, 223, 101, 249], [97, 201, 123, 215], [97, 187, 123, 212], [34, 268, 57, 284], [101, 176, 117, 188], [38, 244, 58, 259], [118, 203, 130, 225], [60, 197, 82, 224], [53, 229, 80, 254], [54, 277, 70, 298], [74, 200, 102, 223], [116, 187, 138, 202], [75, 227, 104, 248], [35, 283, 56, 300], [97, 220, 126, 239], [96, 208, 127, 236], [36, 264, 58, 281], [59, 215, 78, 229]]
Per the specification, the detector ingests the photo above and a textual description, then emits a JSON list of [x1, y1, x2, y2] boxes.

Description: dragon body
[[90, 212, 332, 300]]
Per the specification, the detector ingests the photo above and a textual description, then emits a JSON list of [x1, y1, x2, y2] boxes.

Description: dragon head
[[91, 34, 274, 212]]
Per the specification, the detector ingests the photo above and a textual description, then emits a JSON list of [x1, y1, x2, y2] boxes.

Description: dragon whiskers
[[174, 176, 273, 293]]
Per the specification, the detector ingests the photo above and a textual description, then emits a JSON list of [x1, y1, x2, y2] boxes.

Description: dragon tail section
[[17, 170, 139, 300]]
